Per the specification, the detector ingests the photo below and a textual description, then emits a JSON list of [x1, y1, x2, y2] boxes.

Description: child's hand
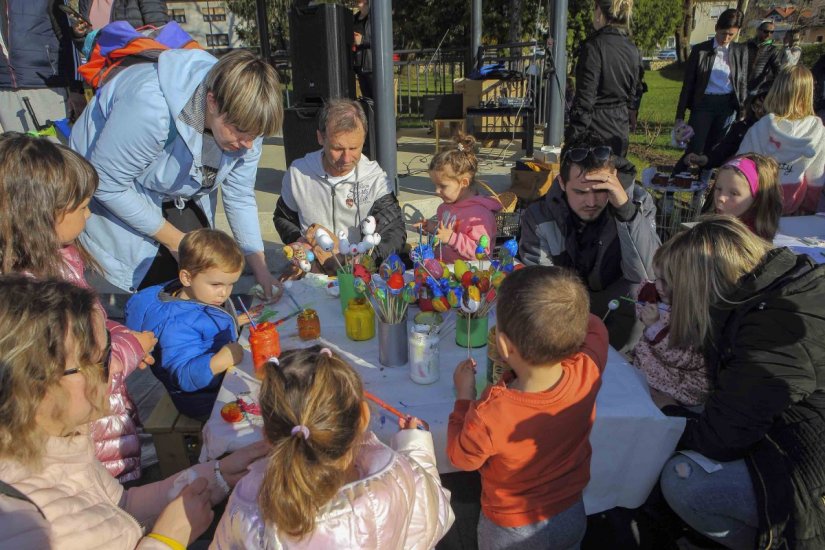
[[413, 219, 437, 235], [398, 415, 429, 431], [436, 217, 456, 245], [237, 304, 264, 326], [453, 358, 477, 401], [639, 303, 660, 327], [129, 330, 157, 369]]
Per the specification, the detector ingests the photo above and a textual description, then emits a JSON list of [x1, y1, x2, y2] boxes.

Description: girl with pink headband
[[712, 153, 783, 241]]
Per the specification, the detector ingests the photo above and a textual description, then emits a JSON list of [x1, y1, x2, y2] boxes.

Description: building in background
[[689, 1, 737, 45], [166, 0, 244, 51]]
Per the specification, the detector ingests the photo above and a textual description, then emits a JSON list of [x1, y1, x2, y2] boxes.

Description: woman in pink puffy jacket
[[0, 134, 156, 481]]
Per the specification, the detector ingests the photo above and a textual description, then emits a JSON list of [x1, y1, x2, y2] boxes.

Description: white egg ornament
[[339, 238, 351, 253], [356, 241, 371, 254], [360, 215, 377, 236], [315, 229, 335, 252]]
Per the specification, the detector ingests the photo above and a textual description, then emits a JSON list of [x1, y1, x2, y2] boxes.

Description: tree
[[674, 0, 695, 62], [631, 0, 681, 55], [225, 0, 290, 51]]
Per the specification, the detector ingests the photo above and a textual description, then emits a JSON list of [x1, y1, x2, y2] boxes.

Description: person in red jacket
[[448, 266, 608, 549]]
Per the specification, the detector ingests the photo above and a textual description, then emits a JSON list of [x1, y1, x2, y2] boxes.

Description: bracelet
[[146, 533, 186, 550], [214, 459, 231, 496]]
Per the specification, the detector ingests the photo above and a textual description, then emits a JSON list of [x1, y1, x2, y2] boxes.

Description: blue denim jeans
[[660, 454, 758, 549], [477, 499, 587, 550], [687, 93, 737, 156]]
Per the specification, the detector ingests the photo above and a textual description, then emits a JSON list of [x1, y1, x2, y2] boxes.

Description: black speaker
[[289, 4, 356, 104], [283, 105, 321, 166], [422, 94, 464, 121], [359, 97, 377, 161]]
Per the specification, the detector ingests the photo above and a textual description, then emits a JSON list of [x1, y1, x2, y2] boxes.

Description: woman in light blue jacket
[[70, 49, 283, 294]]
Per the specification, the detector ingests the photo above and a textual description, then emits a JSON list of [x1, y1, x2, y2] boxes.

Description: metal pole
[[255, 0, 272, 62], [545, 0, 567, 146], [471, 0, 482, 70], [372, 0, 397, 188]]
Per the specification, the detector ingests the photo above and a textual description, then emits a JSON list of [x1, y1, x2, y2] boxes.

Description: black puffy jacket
[[79, 0, 169, 29], [0, 0, 78, 89], [747, 39, 783, 95], [674, 249, 825, 549]]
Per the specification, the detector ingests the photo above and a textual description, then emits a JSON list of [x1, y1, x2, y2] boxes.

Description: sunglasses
[[760, 28, 774, 34], [564, 146, 613, 163], [63, 330, 112, 380]]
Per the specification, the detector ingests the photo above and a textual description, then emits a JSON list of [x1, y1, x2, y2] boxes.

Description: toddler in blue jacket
[[126, 228, 245, 419]]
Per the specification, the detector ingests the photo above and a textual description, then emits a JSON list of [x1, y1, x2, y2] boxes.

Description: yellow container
[[345, 298, 375, 341]]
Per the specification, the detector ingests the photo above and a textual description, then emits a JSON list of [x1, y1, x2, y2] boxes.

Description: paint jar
[[455, 313, 489, 348], [378, 319, 408, 367], [486, 326, 511, 385], [249, 322, 280, 379], [297, 309, 321, 340], [344, 298, 375, 341], [408, 327, 439, 384]]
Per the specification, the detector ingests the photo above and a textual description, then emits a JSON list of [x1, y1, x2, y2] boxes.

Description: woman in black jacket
[[655, 215, 825, 549], [676, 9, 748, 160], [566, 0, 644, 157]]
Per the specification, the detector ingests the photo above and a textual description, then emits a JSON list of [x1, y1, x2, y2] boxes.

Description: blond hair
[[596, 0, 633, 26], [429, 132, 479, 187], [0, 275, 107, 468], [178, 228, 244, 276], [496, 266, 590, 364], [257, 347, 364, 538], [654, 215, 773, 348], [0, 132, 100, 278], [763, 64, 815, 120], [205, 50, 283, 137], [714, 153, 782, 241]]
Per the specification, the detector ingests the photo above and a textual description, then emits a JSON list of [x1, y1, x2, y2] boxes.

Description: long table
[[200, 278, 685, 515]]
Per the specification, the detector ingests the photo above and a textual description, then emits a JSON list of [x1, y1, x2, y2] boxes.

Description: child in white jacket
[[738, 65, 825, 214], [211, 347, 454, 550]]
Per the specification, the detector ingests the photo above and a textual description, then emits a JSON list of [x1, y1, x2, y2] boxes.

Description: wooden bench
[[144, 392, 204, 477]]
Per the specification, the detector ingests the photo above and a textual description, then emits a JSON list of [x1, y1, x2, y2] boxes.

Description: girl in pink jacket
[[212, 347, 455, 549], [0, 134, 155, 482], [419, 134, 502, 262]]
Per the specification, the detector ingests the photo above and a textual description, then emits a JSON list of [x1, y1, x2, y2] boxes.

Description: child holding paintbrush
[[212, 346, 454, 548], [126, 229, 270, 419], [631, 253, 710, 408]]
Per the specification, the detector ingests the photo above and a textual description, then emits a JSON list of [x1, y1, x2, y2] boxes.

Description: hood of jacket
[[757, 114, 824, 160], [156, 49, 220, 150]]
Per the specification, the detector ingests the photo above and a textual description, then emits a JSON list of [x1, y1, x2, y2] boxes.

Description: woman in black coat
[[655, 215, 825, 549], [566, 0, 644, 157], [675, 9, 748, 160]]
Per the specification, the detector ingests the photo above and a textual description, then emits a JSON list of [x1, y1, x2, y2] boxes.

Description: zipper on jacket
[[751, 450, 774, 549], [330, 184, 337, 236]]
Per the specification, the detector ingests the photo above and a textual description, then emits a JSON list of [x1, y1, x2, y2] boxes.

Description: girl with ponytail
[[212, 346, 455, 549]]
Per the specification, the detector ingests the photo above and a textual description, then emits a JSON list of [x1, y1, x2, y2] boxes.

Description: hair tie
[[291, 425, 310, 439], [267, 357, 280, 367], [457, 143, 464, 152], [319, 347, 333, 357], [723, 157, 759, 197]]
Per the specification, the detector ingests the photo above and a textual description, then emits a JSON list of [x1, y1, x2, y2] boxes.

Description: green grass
[[638, 63, 684, 127], [629, 63, 685, 172]]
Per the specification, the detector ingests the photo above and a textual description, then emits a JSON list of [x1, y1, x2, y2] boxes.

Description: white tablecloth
[[200, 278, 686, 514], [774, 215, 825, 263]]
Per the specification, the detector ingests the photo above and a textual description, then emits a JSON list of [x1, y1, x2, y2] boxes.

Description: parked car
[[657, 49, 677, 60]]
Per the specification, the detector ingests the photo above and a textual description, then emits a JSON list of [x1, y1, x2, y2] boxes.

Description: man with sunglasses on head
[[518, 138, 660, 350], [747, 20, 782, 97]]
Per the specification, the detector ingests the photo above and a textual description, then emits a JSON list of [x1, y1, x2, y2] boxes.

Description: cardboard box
[[453, 78, 527, 113], [509, 168, 556, 201]]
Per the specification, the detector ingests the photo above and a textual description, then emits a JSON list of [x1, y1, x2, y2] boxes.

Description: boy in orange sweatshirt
[[447, 265, 608, 549]]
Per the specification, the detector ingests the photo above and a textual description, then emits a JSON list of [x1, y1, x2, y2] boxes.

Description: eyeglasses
[[63, 330, 111, 379], [564, 146, 613, 163]]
